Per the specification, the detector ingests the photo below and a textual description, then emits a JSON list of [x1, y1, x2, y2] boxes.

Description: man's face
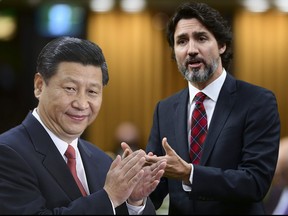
[[173, 18, 226, 88], [34, 62, 103, 143]]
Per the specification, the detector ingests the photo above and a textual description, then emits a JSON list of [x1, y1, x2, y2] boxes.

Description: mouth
[[67, 114, 88, 121], [186, 58, 203, 68]]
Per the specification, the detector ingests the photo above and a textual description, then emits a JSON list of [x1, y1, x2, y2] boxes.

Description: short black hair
[[36, 36, 109, 86]]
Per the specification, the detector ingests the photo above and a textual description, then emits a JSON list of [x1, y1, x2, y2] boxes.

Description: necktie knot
[[194, 92, 206, 104], [65, 145, 76, 159]]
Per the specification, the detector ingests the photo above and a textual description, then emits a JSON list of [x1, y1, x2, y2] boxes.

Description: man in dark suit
[[143, 2, 280, 215], [0, 36, 166, 214]]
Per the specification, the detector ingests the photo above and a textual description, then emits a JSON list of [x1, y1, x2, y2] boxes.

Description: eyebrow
[[63, 77, 102, 89], [175, 30, 209, 40]]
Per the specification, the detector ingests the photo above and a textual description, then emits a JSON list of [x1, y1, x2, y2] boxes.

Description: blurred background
[[0, 0, 287, 154]]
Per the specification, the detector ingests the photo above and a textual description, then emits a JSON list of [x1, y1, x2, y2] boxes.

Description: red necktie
[[65, 145, 87, 196], [190, 92, 207, 164]]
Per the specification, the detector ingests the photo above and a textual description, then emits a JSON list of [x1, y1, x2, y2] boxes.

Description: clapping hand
[[103, 149, 146, 207], [121, 142, 166, 206]]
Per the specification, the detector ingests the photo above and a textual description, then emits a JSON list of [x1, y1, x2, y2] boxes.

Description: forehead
[[54, 62, 103, 84], [174, 18, 209, 36]]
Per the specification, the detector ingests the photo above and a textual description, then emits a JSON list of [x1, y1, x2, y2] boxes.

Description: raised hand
[[128, 158, 166, 205], [145, 137, 191, 183], [120, 142, 167, 206], [103, 149, 146, 207]]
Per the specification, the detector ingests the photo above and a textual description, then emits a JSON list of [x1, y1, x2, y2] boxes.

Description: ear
[[34, 73, 44, 99], [219, 44, 226, 54]]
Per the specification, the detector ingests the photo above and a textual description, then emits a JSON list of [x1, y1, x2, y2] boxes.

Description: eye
[[176, 38, 187, 46], [198, 36, 207, 42], [88, 89, 101, 96], [65, 87, 76, 92], [89, 90, 97, 95], [195, 32, 209, 43]]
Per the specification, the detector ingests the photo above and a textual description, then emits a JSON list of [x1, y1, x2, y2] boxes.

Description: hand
[[103, 149, 146, 207], [145, 137, 191, 184], [121, 142, 167, 206], [128, 158, 166, 206]]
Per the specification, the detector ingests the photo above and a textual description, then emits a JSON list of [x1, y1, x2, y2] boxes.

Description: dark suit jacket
[[146, 73, 280, 215], [0, 112, 156, 215]]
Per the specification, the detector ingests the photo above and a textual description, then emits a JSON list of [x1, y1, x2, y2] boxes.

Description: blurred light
[[274, 0, 288, 12], [0, 15, 16, 41], [48, 4, 72, 36], [90, 0, 115, 12], [36, 3, 85, 37], [120, 0, 146, 13], [241, 0, 270, 12]]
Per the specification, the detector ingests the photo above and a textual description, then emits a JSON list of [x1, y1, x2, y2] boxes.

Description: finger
[[150, 161, 167, 179], [148, 180, 161, 192], [162, 137, 175, 155], [122, 148, 130, 159], [150, 159, 167, 171], [157, 160, 167, 171], [110, 155, 121, 170], [125, 158, 146, 184], [122, 149, 145, 166], [147, 152, 155, 156], [121, 142, 133, 154], [145, 154, 163, 164], [129, 169, 145, 188], [151, 171, 165, 185], [123, 151, 146, 179]]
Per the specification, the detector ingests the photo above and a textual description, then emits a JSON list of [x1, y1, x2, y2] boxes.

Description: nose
[[72, 93, 89, 110], [187, 40, 198, 56]]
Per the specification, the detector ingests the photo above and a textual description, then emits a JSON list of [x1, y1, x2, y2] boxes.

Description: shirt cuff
[[126, 197, 147, 215], [182, 163, 193, 192]]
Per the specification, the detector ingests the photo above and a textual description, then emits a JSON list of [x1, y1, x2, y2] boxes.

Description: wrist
[[127, 198, 144, 206], [183, 163, 192, 184]]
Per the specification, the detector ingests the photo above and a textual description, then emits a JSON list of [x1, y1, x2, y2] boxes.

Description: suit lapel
[[22, 112, 82, 199], [43, 147, 82, 199], [174, 89, 191, 162], [200, 74, 237, 164], [78, 142, 104, 193]]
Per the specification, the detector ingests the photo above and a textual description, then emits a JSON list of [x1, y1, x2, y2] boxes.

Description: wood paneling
[[234, 9, 288, 138], [86, 10, 186, 152]]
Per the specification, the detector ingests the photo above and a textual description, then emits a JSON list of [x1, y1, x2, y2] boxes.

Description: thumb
[[162, 137, 175, 155], [121, 142, 133, 158]]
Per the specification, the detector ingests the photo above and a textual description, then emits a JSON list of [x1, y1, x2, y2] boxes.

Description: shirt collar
[[188, 69, 227, 104], [32, 108, 78, 156]]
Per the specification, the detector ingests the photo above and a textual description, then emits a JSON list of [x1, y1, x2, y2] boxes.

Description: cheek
[[41, 88, 64, 101], [174, 47, 184, 57], [174, 52, 183, 63], [91, 98, 102, 115]]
